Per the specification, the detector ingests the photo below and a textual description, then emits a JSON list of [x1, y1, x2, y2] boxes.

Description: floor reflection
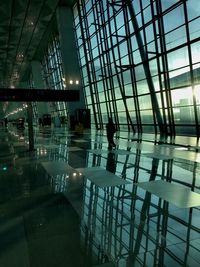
[[0, 126, 200, 266]]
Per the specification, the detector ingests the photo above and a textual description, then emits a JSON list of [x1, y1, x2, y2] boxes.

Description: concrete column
[[27, 102, 34, 151], [18, 82, 28, 121], [31, 61, 49, 116], [19, 81, 34, 151], [56, 6, 85, 118]]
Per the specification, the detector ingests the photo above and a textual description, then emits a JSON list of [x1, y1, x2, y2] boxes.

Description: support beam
[[126, 0, 164, 133]]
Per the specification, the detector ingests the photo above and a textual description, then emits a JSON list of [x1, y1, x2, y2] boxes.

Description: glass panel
[[173, 106, 195, 124], [131, 35, 138, 51], [115, 11, 124, 30], [191, 41, 200, 64], [116, 100, 126, 112], [161, 0, 178, 11], [118, 112, 127, 124], [171, 87, 193, 107], [97, 81, 104, 92], [133, 49, 142, 64], [133, 0, 141, 14], [140, 110, 153, 123], [152, 76, 160, 92], [126, 98, 135, 111], [99, 92, 106, 102], [135, 64, 146, 81], [197, 105, 200, 120], [100, 102, 107, 113], [155, 93, 163, 109], [86, 96, 92, 105], [102, 113, 108, 123], [147, 41, 156, 58], [149, 59, 158, 76], [124, 84, 133, 96], [138, 95, 152, 110], [169, 67, 191, 88], [136, 79, 149, 95], [129, 111, 137, 123], [142, 0, 150, 9], [189, 18, 200, 40], [193, 64, 200, 84], [175, 125, 196, 135], [123, 70, 132, 85], [136, 13, 142, 28], [145, 24, 154, 43], [165, 26, 187, 50], [194, 85, 200, 105], [121, 55, 129, 65], [114, 87, 121, 99], [168, 47, 189, 71], [143, 6, 152, 24], [187, 0, 200, 20], [163, 6, 185, 33]]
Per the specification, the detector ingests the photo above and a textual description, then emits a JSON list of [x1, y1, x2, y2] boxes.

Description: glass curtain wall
[[73, 0, 200, 136], [41, 34, 68, 119]]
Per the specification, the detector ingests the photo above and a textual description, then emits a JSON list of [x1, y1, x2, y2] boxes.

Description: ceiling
[[0, 0, 77, 88], [0, 0, 77, 117]]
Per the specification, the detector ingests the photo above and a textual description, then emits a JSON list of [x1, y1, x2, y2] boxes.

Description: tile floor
[[0, 125, 200, 267]]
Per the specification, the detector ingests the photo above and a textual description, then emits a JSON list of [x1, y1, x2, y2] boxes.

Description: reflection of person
[[75, 122, 84, 135], [39, 118, 42, 126], [106, 151, 116, 173], [106, 117, 116, 150]]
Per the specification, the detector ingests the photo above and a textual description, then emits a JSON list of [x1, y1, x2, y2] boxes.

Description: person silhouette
[[106, 117, 116, 150], [106, 151, 116, 173]]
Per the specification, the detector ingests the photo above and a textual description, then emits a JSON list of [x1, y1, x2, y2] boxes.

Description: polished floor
[[0, 125, 200, 267]]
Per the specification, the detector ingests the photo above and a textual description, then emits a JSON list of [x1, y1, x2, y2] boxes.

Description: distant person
[[106, 117, 116, 150]]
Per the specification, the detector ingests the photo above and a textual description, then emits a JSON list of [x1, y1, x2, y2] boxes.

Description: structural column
[[27, 102, 34, 151], [56, 6, 85, 119], [126, 0, 164, 134], [19, 81, 35, 151]]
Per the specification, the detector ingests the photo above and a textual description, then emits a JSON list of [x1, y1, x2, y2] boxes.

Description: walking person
[[106, 117, 116, 150]]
